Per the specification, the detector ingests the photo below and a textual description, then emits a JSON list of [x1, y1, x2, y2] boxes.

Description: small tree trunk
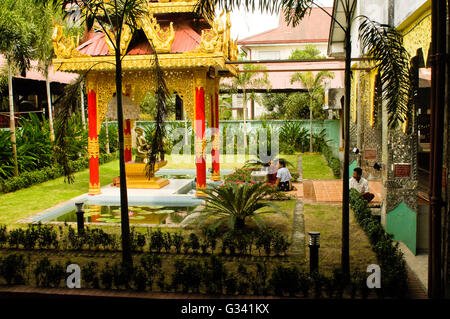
[[8, 64, 18, 176], [80, 82, 86, 130], [45, 69, 55, 141], [115, 38, 132, 266], [243, 90, 248, 150], [309, 96, 313, 153], [234, 218, 245, 230], [105, 117, 110, 154]]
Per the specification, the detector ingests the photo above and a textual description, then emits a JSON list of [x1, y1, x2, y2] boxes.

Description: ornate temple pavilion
[[51, 1, 238, 196]]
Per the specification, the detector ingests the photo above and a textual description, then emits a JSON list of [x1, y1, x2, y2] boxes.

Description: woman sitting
[[266, 159, 278, 184], [275, 159, 292, 191]]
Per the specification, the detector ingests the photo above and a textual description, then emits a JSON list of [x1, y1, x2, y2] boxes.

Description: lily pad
[[154, 209, 174, 214], [96, 217, 110, 222], [112, 209, 121, 213], [129, 216, 146, 220], [138, 211, 158, 215], [146, 205, 165, 210], [105, 218, 121, 223], [85, 212, 101, 217]]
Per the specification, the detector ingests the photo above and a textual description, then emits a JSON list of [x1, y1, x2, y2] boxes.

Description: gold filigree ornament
[[139, 13, 175, 53], [52, 24, 84, 59], [196, 16, 225, 54], [88, 137, 100, 158], [104, 24, 133, 56], [211, 134, 220, 151]]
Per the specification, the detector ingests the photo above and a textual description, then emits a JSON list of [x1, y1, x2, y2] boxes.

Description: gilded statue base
[[122, 161, 169, 189]]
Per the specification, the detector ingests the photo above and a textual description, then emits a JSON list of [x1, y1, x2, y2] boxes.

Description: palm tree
[[38, 0, 156, 266], [224, 61, 270, 149], [196, 0, 410, 276], [193, 182, 286, 231], [291, 71, 334, 152], [0, 0, 37, 176]]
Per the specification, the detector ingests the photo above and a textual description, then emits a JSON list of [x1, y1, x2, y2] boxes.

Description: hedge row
[[0, 153, 117, 193], [0, 253, 373, 298], [349, 189, 409, 298], [320, 143, 341, 178]]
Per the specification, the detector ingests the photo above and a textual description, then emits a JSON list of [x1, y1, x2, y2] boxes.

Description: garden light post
[[308, 231, 320, 273], [75, 202, 85, 234]]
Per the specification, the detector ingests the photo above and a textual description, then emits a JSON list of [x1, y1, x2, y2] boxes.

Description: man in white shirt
[[349, 167, 375, 202]]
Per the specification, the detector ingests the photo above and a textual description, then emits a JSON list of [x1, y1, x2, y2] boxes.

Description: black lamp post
[[308, 231, 320, 273], [75, 202, 85, 234]]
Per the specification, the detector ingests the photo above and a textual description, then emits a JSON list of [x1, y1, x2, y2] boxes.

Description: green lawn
[[0, 152, 335, 226], [0, 160, 119, 225], [301, 153, 336, 180], [303, 204, 376, 274]]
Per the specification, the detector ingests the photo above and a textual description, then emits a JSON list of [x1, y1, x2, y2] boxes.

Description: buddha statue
[[135, 127, 151, 163]]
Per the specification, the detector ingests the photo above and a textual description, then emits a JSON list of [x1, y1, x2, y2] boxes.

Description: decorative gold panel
[[88, 137, 99, 158], [139, 12, 175, 53], [104, 24, 133, 56], [401, 12, 431, 61], [52, 24, 85, 59]]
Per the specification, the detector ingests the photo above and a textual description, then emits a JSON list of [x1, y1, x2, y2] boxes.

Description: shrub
[[0, 254, 27, 285], [269, 265, 301, 297], [140, 254, 162, 291], [34, 257, 65, 288], [149, 228, 165, 253], [0, 153, 117, 193], [100, 262, 114, 289], [188, 233, 200, 254], [349, 189, 408, 298], [172, 232, 184, 254], [83, 261, 100, 289], [320, 143, 340, 178]]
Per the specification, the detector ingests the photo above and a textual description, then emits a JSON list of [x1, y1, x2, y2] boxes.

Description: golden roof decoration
[[52, 24, 85, 59], [139, 12, 175, 53], [104, 24, 133, 56]]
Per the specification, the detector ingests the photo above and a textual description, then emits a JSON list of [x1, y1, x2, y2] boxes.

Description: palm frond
[[195, 0, 313, 26], [358, 16, 410, 127], [54, 75, 85, 183]]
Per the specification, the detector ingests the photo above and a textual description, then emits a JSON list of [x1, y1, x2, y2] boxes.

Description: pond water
[[53, 204, 197, 225]]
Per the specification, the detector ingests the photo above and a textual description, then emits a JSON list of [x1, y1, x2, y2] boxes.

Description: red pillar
[[211, 92, 220, 181], [88, 90, 100, 195], [195, 87, 206, 195], [124, 119, 132, 162]]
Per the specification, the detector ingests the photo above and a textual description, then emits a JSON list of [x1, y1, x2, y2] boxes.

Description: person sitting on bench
[[349, 167, 375, 202]]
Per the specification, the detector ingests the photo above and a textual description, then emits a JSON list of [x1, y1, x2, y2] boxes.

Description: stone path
[[290, 199, 306, 260], [295, 180, 382, 203]]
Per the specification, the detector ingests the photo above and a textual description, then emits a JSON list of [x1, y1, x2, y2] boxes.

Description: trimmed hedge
[[0, 153, 117, 193], [320, 143, 341, 178], [349, 189, 409, 298]]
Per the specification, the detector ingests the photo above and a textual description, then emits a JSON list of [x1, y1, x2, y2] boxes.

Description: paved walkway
[[290, 180, 382, 203]]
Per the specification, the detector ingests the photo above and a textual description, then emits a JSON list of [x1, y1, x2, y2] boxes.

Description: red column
[[195, 87, 206, 195], [211, 92, 220, 181], [124, 119, 132, 162], [88, 90, 100, 195]]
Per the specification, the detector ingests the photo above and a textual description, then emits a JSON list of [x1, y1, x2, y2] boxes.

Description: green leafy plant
[[0, 254, 27, 285], [197, 182, 285, 231]]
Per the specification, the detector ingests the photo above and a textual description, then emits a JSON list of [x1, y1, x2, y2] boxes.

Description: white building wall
[[248, 43, 329, 60], [394, 0, 428, 27]]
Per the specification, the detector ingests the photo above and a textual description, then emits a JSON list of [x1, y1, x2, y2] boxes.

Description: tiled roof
[[238, 7, 332, 45]]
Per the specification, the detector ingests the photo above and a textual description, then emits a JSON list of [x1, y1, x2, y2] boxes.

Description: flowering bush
[[224, 168, 252, 183]]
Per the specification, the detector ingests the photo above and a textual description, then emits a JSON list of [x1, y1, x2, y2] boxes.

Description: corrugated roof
[[0, 55, 78, 84], [238, 7, 332, 45], [221, 61, 344, 90], [77, 23, 202, 56]]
